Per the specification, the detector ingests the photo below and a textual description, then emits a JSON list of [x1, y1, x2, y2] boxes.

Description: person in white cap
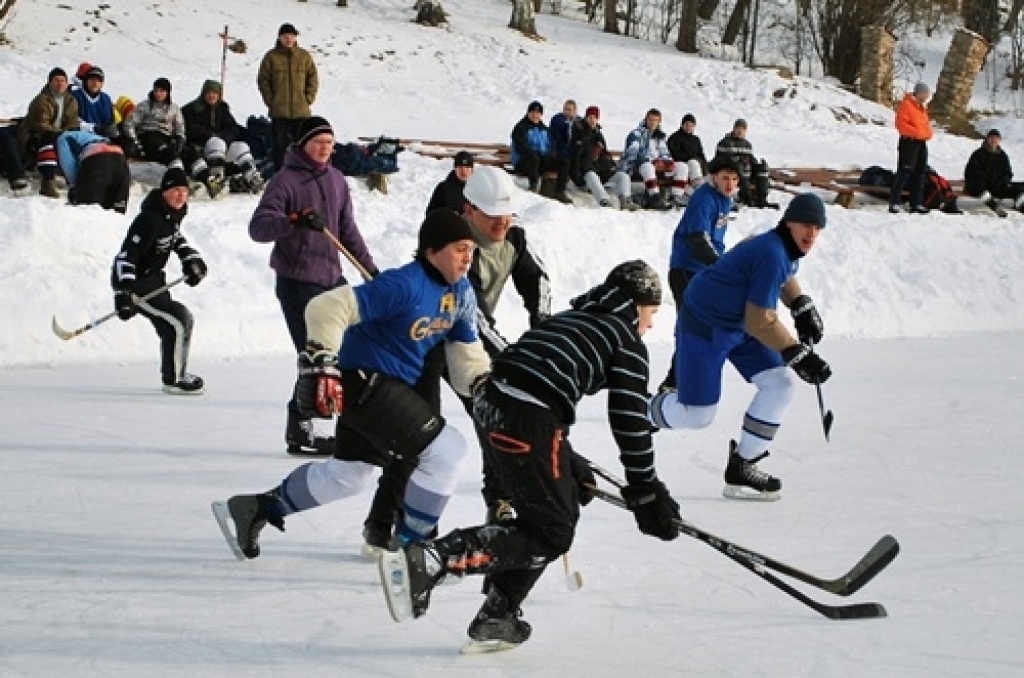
[[360, 165, 552, 553]]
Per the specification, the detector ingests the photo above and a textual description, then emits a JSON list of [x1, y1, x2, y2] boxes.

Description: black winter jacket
[[667, 129, 708, 174], [111, 189, 199, 291], [425, 170, 468, 216], [964, 145, 1014, 196], [182, 97, 240, 147]]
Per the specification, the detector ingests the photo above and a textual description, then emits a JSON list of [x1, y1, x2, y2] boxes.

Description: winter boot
[[39, 178, 59, 199], [645, 192, 669, 211], [467, 587, 532, 646], [205, 168, 226, 199], [286, 410, 335, 456], [225, 491, 286, 559], [162, 373, 204, 395], [10, 177, 29, 192], [723, 440, 781, 501]]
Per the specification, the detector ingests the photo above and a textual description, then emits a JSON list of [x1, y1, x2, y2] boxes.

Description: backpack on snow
[[331, 136, 403, 176], [858, 165, 895, 187], [922, 167, 956, 210]]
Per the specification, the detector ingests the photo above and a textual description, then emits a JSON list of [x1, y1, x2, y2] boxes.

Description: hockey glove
[[567, 449, 597, 507], [781, 344, 831, 385], [170, 134, 186, 155], [290, 208, 327, 232], [620, 479, 680, 541], [790, 295, 824, 345], [181, 253, 208, 287], [295, 342, 343, 419], [114, 289, 137, 321]]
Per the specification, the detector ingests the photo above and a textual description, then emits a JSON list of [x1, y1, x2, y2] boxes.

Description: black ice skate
[[461, 587, 532, 654], [723, 440, 782, 501], [379, 541, 447, 622], [286, 412, 335, 457], [210, 492, 285, 560], [162, 373, 204, 395]]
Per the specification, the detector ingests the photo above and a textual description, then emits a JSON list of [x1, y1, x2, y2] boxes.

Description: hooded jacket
[[249, 144, 376, 288], [895, 93, 933, 142]]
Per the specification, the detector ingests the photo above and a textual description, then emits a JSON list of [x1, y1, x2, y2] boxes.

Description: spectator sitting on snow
[[617, 108, 687, 210], [71, 65, 119, 140], [963, 129, 1024, 213], [510, 100, 568, 202], [0, 125, 29, 192], [425, 150, 474, 216], [576, 105, 632, 209], [667, 112, 708, 193], [181, 79, 263, 198], [17, 67, 80, 199], [124, 77, 186, 169], [549, 99, 584, 203]]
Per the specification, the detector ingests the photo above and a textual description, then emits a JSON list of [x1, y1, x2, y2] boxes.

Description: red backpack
[[923, 167, 955, 210]]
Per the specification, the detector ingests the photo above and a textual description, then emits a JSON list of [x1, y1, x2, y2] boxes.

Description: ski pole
[[51, 276, 186, 341]]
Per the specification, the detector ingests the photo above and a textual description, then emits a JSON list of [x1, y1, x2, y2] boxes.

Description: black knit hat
[[453, 151, 474, 168], [296, 116, 334, 147], [47, 67, 68, 82], [84, 66, 105, 82], [279, 23, 299, 36], [783, 193, 827, 228], [417, 209, 474, 256], [160, 167, 190, 192], [527, 100, 543, 114], [605, 260, 662, 306], [987, 129, 1002, 139], [153, 77, 172, 93], [682, 113, 696, 125], [707, 154, 741, 176]]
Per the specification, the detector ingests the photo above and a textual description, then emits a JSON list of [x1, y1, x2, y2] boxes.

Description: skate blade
[[722, 484, 781, 502], [162, 384, 205, 395], [459, 639, 522, 655], [210, 501, 247, 561], [361, 542, 384, 559], [378, 549, 414, 622]]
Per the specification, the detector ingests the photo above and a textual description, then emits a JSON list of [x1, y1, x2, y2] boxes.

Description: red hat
[[76, 62, 93, 80], [585, 106, 600, 119]]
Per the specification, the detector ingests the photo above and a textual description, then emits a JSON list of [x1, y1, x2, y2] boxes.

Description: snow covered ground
[[1, 1, 1024, 675]]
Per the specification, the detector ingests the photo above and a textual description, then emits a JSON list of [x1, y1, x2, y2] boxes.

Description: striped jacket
[[490, 282, 657, 483]]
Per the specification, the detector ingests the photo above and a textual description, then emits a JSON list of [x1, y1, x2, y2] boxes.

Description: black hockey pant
[[74, 152, 130, 214], [135, 283, 193, 385]]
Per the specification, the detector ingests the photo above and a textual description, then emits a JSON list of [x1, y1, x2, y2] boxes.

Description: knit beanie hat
[[682, 113, 696, 125], [48, 67, 68, 82], [417, 208, 475, 256], [279, 23, 299, 36], [201, 79, 223, 96], [114, 96, 136, 122], [296, 116, 334, 147], [605, 260, 662, 306], [75, 62, 93, 80], [913, 82, 930, 96], [153, 77, 172, 93], [527, 100, 543, 114], [160, 167, 190, 192], [585, 105, 600, 119], [453, 150, 474, 168], [783, 193, 827, 228], [733, 118, 748, 129], [987, 129, 1001, 139]]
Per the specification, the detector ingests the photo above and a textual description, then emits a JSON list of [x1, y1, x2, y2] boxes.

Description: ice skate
[[211, 492, 285, 560], [379, 541, 447, 622], [723, 440, 781, 501], [461, 587, 531, 654], [162, 373, 204, 395]]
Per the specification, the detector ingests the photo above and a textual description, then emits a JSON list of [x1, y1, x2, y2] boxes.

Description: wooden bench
[[770, 167, 965, 209]]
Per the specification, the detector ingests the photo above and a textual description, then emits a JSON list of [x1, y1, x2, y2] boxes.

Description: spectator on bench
[[889, 82, 933, 215], [963, 128, 1024, 213], [618, 108, 686, 211], [56, 130, 131, 214], [125, 77, 186, 169], [667, 112, 708, 194], [511, 100, 569, 203], [17, 67, 80, 199], [576, 105, 633, 210], [549, 99, 583, 204], [71, 65, 120, 141], [0, 125, 29, 192], [426, 150, 474, 216]]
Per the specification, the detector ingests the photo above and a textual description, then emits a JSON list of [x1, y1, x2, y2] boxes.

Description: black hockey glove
[[114, 289, 137, 321], [567, 449, 596, 506], [95, 122, 119, 139], [620, 479, 680, 541], [170, 134, 185, 155], [290, 208, 327, 232], [123, 136, 140, 159], [181, 253, 207, 287], [781, 344, 831, 385], [790, 295, 824, 345], [295, 342, 343, 419]]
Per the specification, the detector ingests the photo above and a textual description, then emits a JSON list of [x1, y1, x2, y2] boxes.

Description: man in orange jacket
[[890, 82, 934, 214]]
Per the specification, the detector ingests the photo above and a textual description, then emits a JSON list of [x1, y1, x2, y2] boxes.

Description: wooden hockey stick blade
[[562, 554, 583, 591], [51, 277, 186, 341]]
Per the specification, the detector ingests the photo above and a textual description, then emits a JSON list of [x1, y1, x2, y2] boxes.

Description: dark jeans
[[0, 126, 26, 183], [137, 131, 180, 167], [515, 150, 568, 191], [892, 137, 928, 208], [271, 118, 307, 173]]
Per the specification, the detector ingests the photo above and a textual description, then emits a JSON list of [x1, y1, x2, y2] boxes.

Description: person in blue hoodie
[[510, 100, 565, 200], [650, 193, 831, 502], [56, 129, 130, 213], [658, 154, 741, 391]]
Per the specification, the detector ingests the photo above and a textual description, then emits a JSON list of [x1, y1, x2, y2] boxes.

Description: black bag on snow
[[858, 165, 895, 187], [241, 115, 276, 177], [331, 136, 402, 176]]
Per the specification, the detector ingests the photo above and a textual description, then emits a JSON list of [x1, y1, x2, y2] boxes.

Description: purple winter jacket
[[249, 145, 376, 287]]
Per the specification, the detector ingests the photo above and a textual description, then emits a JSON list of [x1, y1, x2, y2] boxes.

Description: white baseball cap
[[464, 165, 517, 216]]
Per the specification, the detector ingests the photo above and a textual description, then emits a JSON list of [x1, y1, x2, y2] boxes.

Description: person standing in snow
[[889, 82, 933, 214], [110, 167, 208, 394], [214, 209, 491, 561], [249, 116, 378, 457], [258, 22, 319, 173], [378, 260, 680, 651], [658, 154, 741, 392], [650, 193, 831, 501]]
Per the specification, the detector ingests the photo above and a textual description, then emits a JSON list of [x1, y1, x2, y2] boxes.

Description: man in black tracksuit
[[425, 151, 474, 216], [110, 167, 208, 394], [362, 165, 551, 552], [963, 128, 1024, 211], [382, 260, 682, 649]]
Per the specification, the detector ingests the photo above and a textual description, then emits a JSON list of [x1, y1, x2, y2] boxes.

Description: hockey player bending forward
[[650, 193, 832, 501], [213, 209, 490, 560], [380, 261, 683, 652]]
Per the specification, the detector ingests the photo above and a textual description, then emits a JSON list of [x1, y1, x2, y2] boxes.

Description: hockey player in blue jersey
[[650, 192, 832, 500], [213, 208, 492, 559]]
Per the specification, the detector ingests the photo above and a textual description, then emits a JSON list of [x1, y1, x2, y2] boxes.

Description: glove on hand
[[790, 295, 824, 345], [295, 342, 343, 419], [170, 135, 185, 155], [781, 344, 832, 385], [567, 449, 596, 507], [290, 208, 327, 232], [114, 289, 137, 321], [621, 479, 680, 541], [181, 254, 207, 287]]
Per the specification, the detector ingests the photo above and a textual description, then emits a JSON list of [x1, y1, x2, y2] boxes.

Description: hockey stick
[[587, 485, 887, 620], [51, 276, 186, 341], [586, 461, 898, 597], [811, 347, 834, 441], [563, 552, 583, 591], [323, 229, 374, 282]]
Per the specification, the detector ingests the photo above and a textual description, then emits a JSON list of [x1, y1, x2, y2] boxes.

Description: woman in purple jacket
[[249, 116, 378, 456]]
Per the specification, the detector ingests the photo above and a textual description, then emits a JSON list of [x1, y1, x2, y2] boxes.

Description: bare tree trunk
[[676, 0, 700, 53], [1005, 0, 1024, 33], [532, 0, 543, 12], [747, 0, 762, 65], [931, 27, 990, 124], [722, 0, 750, 46], [962, 0, 1000, 44], [0, 0, 19, 23], [858, 25, 896, 107], [697, 0, 720, 21], [604, 0, 619, 34], [511, 0, 540, 37]]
